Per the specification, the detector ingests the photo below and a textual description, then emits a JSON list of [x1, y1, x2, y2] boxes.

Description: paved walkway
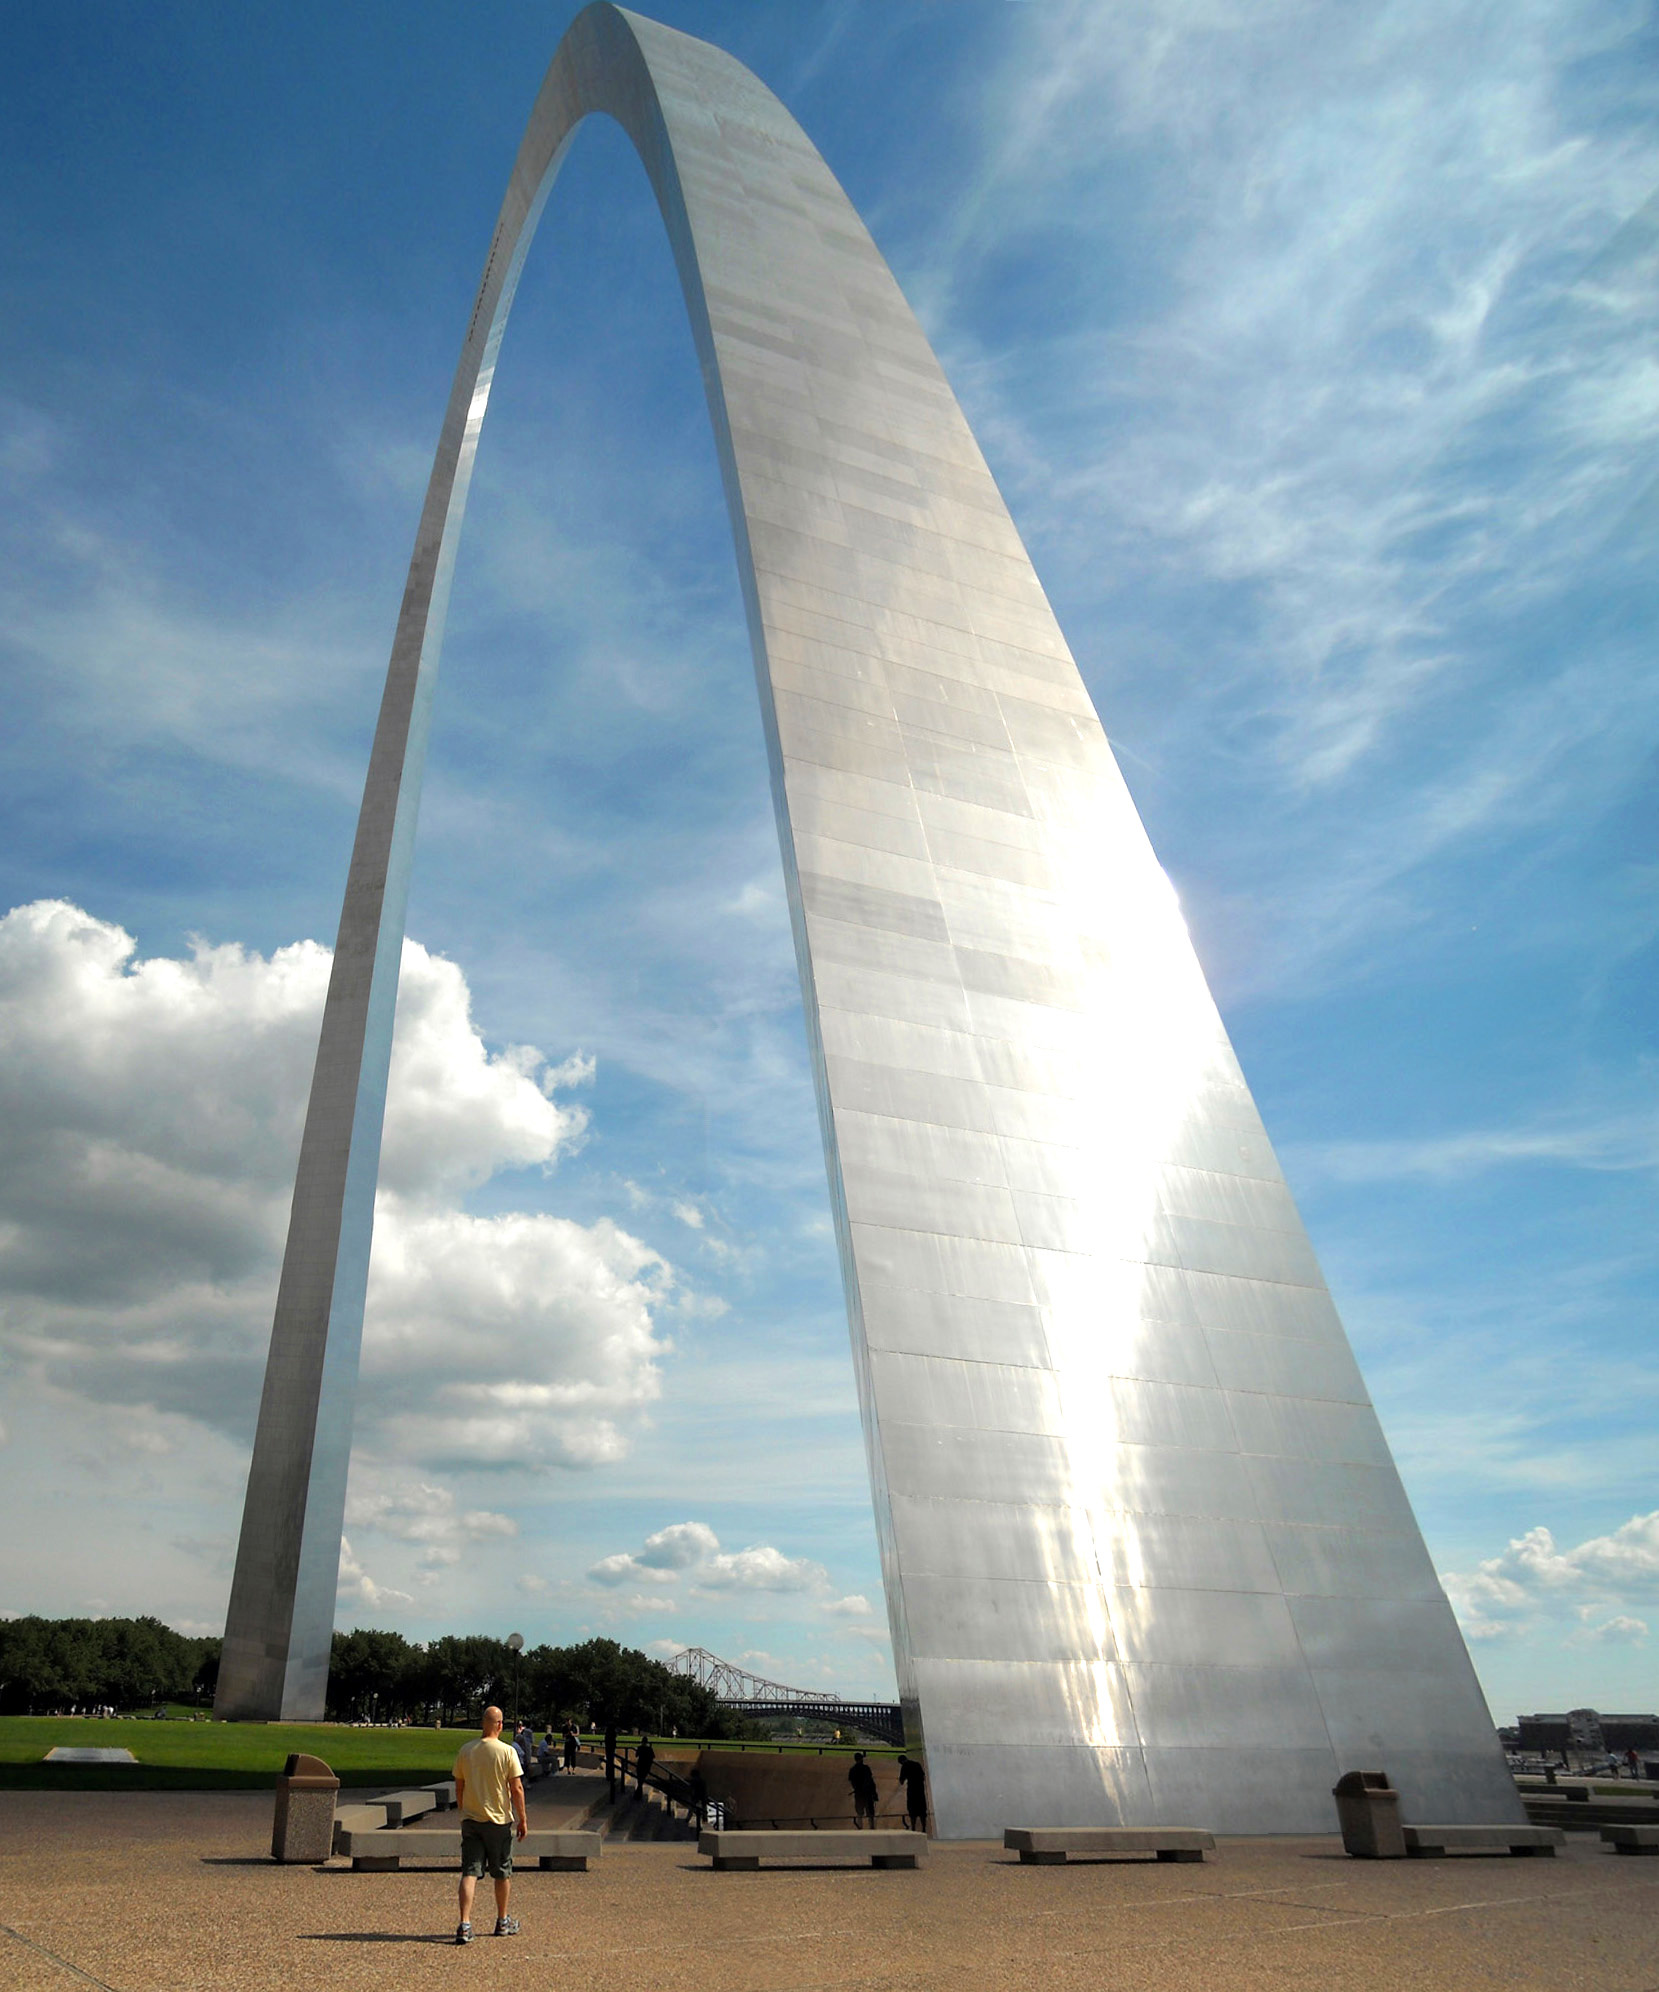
[[2, 1792, 1655, 1990], [523, 1768, 609, 1825]]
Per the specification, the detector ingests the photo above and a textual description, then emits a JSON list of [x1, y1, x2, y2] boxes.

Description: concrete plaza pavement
[[1, 1791, 1655, 1991]]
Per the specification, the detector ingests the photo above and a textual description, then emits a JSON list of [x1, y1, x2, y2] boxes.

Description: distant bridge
[[669, 1647, 904, 1747]]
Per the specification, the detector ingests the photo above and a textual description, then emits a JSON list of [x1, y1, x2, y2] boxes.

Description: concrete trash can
[[1332, 1770, 1406, 1858], [272, 1753, 340, 1863]]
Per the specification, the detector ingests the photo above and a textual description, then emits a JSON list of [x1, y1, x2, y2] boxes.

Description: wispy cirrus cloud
[[906, 0, 1659, 1000], [1291, 1102, 1659, 1185]]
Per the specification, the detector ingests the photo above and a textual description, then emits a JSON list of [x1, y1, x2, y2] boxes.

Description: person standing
[[894, 1754, 927, 1833], [562, 1719, 580, 1773], [635, 1733, 655, 1795], [603, 1720, 619, 1800], [452, 1706, 528, 1944], [847, 1750, 878, 1828]]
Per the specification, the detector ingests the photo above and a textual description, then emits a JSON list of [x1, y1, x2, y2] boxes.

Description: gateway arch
[[216, 3, 1520, 1837]]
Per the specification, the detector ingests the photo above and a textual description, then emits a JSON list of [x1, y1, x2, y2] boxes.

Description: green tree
[[0, 1615, 218, 1713], [423, 1635, 512, 1726], [327, 1628, 417, 1721], [525, 1638, 740, 1738]]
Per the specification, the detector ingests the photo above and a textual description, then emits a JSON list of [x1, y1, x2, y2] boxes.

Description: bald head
[[481, 1705, 504, 1737]]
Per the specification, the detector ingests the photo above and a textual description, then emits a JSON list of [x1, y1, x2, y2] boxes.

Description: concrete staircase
[[1520, 1784, 1659, 1834], [527, 1764, 697, 1843], [589, 1786, 699, 1843]]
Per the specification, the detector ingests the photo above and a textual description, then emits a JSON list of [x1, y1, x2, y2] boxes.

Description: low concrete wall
[[686, 1751, 914, 1830]]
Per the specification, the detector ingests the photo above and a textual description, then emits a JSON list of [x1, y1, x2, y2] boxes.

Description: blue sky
[[0, 0, 1655, 1715]]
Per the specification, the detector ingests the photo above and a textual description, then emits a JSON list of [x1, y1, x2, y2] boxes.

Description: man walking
[[895, 1754, 927, 1833], [452, 1705, 528, 1944], [847, 1750, 878, 1828]]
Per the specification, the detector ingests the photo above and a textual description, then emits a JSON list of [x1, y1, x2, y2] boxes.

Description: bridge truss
[[669, 1647, 904, 1747]]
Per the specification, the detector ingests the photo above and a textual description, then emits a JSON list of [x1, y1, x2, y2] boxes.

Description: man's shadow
[[299, 1933, 455, 1945]]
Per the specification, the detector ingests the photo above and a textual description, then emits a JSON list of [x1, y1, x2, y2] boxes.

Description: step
[[1522, 1798, 1659, 1832], [589, 1795, 636, 1841]]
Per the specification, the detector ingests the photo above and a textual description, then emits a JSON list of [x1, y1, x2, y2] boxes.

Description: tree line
[[0, 1616, 747, 1736], [0, 1616, 217, 1714], [325, 1629, 749, 1734]]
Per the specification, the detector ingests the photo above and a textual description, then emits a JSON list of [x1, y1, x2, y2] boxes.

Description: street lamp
[[506, 1632, 524, 1728]]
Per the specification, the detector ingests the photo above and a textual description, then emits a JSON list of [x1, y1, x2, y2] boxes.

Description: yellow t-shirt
[[454, 1735, 523, 1824]]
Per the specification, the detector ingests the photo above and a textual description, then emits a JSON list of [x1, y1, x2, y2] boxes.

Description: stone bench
[[697, 1829, 922, 1870], [337, 1827, 602, 1872], [378, 1788, 445, 1827], [1003, 1827, 1213, 1865], [1601, 1825, 1659, 1855], [1403, 1825, 1563, 1858], [329, 1786, 453, 1852], [332, 1803, 394, 1853]]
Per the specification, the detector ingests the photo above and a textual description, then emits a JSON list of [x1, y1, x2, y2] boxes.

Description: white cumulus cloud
[[587, 1553, 676, 1588], [1575, 1615, 1648, 1647], [344, 1474, 516, 1576], [637, 1521, 721, 1570], [1443, 1511, 1659, 1642], [698, 1544, 824, 1593], [336, 1537, 412, 1613], [0, 899, 675, 1476], [587, 1520, 825, 1594]]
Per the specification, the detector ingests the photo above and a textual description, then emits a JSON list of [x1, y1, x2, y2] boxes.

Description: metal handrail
[[604, 1744, 926, 1834], [530, 1737, 928, 1837], [610, 1745, 709, 1830]]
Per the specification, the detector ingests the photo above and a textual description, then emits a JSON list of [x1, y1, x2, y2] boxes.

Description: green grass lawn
[[0, 1718, 905, 1790], [0, 1717, 478, 1790]]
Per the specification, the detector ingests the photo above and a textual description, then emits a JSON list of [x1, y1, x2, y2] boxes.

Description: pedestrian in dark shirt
[[604, 1721, 618, 1799], [847, 1750, 878, 1828], [635, 1733, 655, 1794], [562, 1719, 579, 1772], [895, 1754, 927, 1832]]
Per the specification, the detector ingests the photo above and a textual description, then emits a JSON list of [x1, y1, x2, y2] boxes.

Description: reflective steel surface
[[215, 3, 1522, 1836]]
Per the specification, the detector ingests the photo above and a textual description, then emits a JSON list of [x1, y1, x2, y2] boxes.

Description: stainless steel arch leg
[[215, 2, 1520, 1841]]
